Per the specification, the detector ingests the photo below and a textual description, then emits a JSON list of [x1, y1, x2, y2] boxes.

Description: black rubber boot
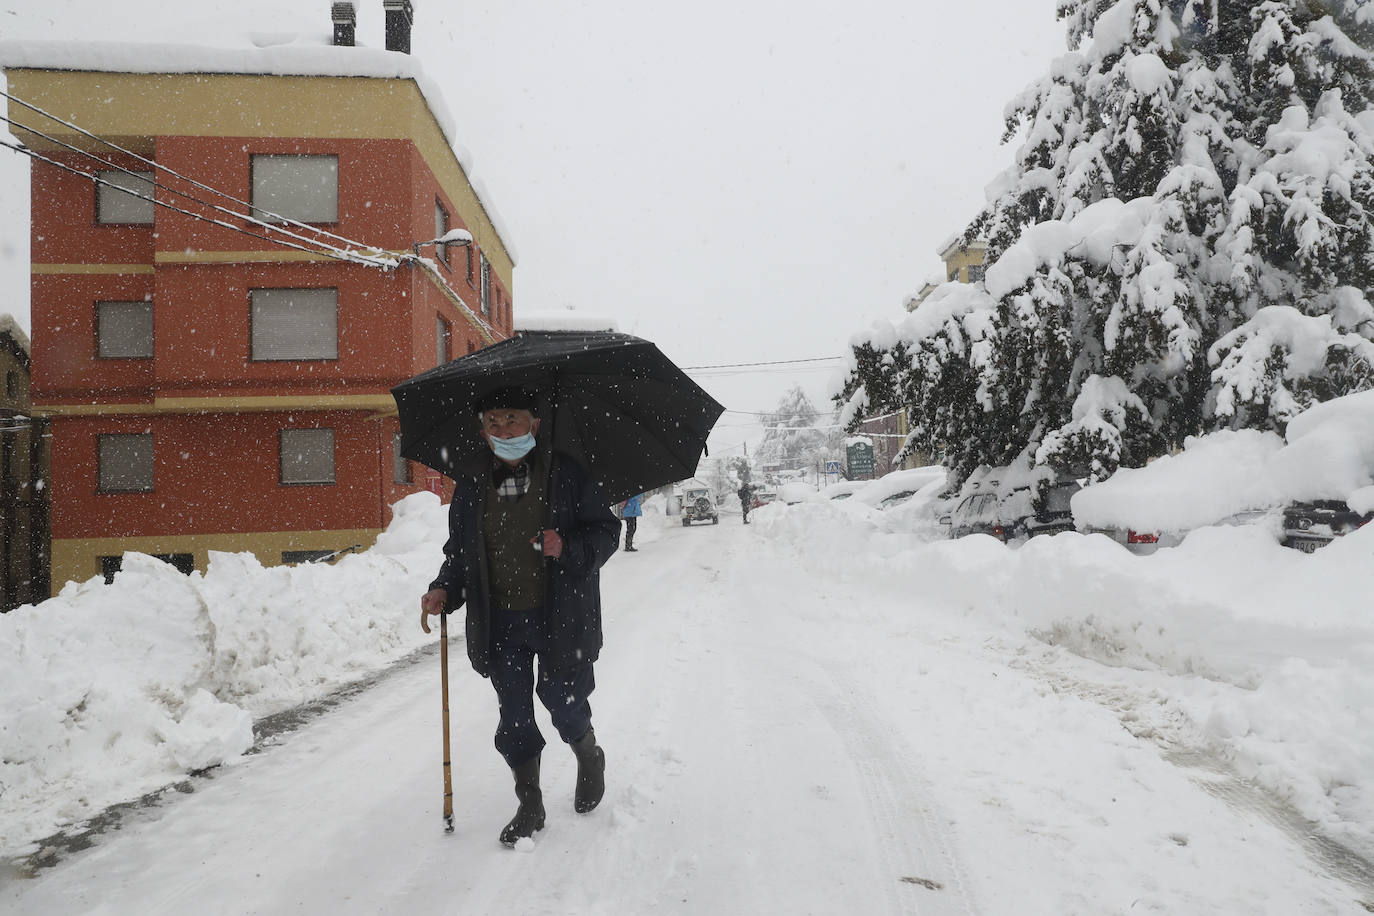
[[499, 753, 545, 847], [571, 729, 606, 813]]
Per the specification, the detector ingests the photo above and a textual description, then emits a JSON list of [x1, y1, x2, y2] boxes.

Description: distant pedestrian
[[738, 483, 752, 524], [620, 493, 643, 551]]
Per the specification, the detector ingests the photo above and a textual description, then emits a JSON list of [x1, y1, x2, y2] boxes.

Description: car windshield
[[971, 493, 999, 522]]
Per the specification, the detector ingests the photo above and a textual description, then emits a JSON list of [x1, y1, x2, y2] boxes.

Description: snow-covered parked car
[[1071, 392, 1374, 554], [942, 463, 1079, 542], [1070, 429, 1285, 553], [847, 465, 947, 510], [816, 479, 869, 501], [1268, 390, 1374, 552], [778, 481, 819, 505]]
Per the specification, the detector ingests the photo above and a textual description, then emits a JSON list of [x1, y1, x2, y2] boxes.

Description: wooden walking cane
[[420, 607, 456, 833]]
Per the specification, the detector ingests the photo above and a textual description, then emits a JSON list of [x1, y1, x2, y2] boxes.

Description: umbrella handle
[[420, 606, 433, 634]]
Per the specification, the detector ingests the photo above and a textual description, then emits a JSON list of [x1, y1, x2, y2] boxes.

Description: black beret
[[475, 386, 538, 414]]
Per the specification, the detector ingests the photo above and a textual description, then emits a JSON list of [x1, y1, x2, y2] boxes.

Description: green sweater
[[482, 463, 548, 612]]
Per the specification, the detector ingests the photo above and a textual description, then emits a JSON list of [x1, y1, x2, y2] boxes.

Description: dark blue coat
[[429, 453, 621, 677]]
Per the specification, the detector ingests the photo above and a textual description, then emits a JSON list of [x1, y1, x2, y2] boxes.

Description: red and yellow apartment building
[[3, 43, 514, 590]]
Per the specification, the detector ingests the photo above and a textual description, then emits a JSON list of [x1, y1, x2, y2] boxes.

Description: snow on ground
[[2, 480, 1374, 913], [0, 493, 443, 856]]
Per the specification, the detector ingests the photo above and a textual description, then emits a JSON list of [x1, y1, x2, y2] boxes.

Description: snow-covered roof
[[514, 311, 619, 333], [0, 39, 518, 264], [0, 313, 31, 357], [937, 234, 986, 260]]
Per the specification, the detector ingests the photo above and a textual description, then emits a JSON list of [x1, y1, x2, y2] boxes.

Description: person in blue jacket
[[620, 492, 644, 551], [420, 386, 620, 848]]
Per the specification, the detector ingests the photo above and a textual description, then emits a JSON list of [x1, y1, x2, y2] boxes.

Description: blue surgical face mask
[[489, 431, 537, 462]]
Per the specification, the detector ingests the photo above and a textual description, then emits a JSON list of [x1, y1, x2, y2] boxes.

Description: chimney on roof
[[332, 2, 356, 47], [383, 0, 414, 54]]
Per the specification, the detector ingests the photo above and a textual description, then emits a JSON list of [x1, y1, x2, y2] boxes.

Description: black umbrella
[[391, 329, 725, 503]]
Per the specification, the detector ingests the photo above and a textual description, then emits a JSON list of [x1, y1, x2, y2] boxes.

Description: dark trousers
[[624, 516, 637, 548], [488, 609, 595, 768]]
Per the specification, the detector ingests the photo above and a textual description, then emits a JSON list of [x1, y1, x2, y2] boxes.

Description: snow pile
[[1073, 389, 1374, 533], [0, 492, 445, 857], [1071, 429, 1285, 533], [1270, 388, 1374, 503], [6, 455, 1374, 872], [751, 499, 1374, 860]]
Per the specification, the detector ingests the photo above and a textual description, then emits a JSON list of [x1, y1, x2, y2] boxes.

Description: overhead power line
[[0, 139, 390, 268], [0, 114, 394, 268], [682, 356, 844, 371], [0, 88, 384, 257], [0, 89, 503, 339]]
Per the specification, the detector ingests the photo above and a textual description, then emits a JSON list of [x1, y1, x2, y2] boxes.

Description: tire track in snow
[[1018, 655, 1374, 908], [717, 530, 981, 915], [811, 660, 982, 916]]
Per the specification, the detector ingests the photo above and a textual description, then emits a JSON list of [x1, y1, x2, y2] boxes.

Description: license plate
[[1288, 537, 1325, 553]]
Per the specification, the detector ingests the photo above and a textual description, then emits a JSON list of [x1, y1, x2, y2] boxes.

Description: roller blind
[[251, 154, 338, 224], [280, 428, 335, 485], [97, 301, 154, 358], [98, 433, 154, 492], [251, 288, 338, 361], [96, 170, 154, 224]]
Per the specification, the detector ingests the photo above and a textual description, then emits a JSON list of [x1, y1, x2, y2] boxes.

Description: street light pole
[[411, 227, 474, 260]]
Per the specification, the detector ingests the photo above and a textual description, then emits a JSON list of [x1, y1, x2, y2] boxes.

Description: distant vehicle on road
[[680, 485, 719, 526]]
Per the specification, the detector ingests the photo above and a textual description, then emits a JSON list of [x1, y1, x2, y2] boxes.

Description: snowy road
[[5, 513, 1372, 914]]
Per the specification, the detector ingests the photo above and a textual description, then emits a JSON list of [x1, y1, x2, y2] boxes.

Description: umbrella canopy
[[391, 330, 725, 504]]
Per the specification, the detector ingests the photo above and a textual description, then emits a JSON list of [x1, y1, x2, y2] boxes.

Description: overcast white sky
[[0, 0, 1065, 454]]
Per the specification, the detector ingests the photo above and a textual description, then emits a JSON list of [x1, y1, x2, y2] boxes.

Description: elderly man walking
[[420, 386, 620, 847]]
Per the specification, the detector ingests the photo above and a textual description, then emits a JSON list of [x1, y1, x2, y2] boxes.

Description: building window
[[480, 253, 491, 316], [250, 288, 338, 361], [280, 428, 335, 485], [967, 265, 986, 283], [434, 199, 450, 265], [1, 438, 12, 484], [96, 170, 155, 224], [97, 301, 154, 358], [282, 549, 338, 565], [251, 154, 338, 224], [436, 315, 451, 367], [99, 552, 192, 583], [4, 370, 15, 399], [393, 432, 412, 484], [948, 268, 960, 282], [98, 432, 154, 493]]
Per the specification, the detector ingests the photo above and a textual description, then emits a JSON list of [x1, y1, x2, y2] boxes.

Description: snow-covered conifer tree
[[757, 384, 834, 474], [839, 0, 1374, 485]]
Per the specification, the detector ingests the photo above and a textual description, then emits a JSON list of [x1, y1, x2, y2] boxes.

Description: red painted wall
[[50, 411, 388, 539], [32, 131, 510, 557]]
